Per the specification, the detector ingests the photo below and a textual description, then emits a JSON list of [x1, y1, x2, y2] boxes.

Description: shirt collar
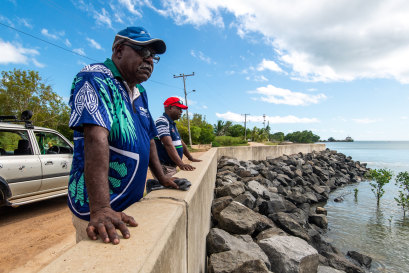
[[163, 113, 176, 125], [104, 58, 146, 93], [104, 58, 122, 79]]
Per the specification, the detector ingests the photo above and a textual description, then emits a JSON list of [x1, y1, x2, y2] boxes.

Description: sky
[[1, 0, 408, 141]]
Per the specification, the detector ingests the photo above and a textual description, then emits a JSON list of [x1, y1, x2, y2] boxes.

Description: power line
[[1, 22, 186, 91], [0, 22, 99, 62]]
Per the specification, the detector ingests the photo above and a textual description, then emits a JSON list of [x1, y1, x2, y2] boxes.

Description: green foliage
[[212, 136, 247, 146], [328, 137, 336, 142], [285, 130, 320, 143], [270, 132, 285, 142], [227, 124, 245, 137], [175, 113, 215, 144], [395, 171, 409, 216], [0, 69, 72, 140], [366, 169, 393, 206], [354, 188, 359, 200]]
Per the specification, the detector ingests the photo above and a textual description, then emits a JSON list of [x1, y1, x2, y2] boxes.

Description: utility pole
[[173, 72, 195, 146], [243, 114, 250, 141]]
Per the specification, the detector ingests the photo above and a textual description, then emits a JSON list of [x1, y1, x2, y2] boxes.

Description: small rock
[[309, 214, 328, 229], [316, 207, 327, 215], [347, 251, 372, 268]]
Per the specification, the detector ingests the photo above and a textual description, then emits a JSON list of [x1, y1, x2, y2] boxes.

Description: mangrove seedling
[[354, 188, 359, 200], [366, 168, 393, 206], [395, 171, 409, 217]]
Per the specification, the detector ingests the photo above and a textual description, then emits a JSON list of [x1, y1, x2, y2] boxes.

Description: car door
[[0, 129, 42, 197], [34, 131, 73, 192]]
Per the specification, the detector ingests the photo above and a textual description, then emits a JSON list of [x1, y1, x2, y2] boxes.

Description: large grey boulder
[[217, 201, 274, 235], [212, 196, 233, 220], [256, 227, 288, 242], [234, 191, 256, 209], [206, 228, 271, 269], [247, 180, 268, 198], [258, 236, 319, 273], [208, 250, 271, 273], [270, 212, 310, 241], [215, 181, 245, 198]]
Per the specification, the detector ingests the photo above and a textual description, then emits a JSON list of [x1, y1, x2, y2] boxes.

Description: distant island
[[321, 136, 354, 142]]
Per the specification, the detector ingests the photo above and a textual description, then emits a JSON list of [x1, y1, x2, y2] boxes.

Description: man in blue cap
[[68, 26, 177, 244]]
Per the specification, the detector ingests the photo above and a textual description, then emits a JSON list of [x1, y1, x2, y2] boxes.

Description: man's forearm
[[84, 125, 111, 213]]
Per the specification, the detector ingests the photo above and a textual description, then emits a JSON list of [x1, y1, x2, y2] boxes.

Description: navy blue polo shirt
[[155, 113, 183, 166], [68, 58, 158, 221]]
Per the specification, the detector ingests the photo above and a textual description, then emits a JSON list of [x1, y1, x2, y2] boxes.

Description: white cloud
[[18, 18, 32, 28], [41, 28, 59, 40], [118, 0, 143, 16], [0, 40, 39, 64], [202, 105, 208, 109], [249, 84, 326, 106], [65, 39, 72, 47], [246, 75, 268, 82], [94, 8, 112, 28], [400, 116, 408, 120], [73, 48, 86, 56], [216, 111, 319, 124], [190, 50, 214, 64], [86, 38, 102, 50], [257, 59, 283, 73], [31, 58, 45, 68], [352, 118, 381, 124], [151, 0, 409, 83]]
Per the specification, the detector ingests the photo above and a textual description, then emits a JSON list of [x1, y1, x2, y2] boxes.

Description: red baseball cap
[[164, 97, 188, 109]]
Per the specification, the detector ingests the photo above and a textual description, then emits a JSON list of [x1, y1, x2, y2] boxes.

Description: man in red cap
[[154, 97, 201, 176]]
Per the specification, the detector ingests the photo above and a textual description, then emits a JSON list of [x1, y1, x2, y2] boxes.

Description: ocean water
[[321, 141, 409, 273]]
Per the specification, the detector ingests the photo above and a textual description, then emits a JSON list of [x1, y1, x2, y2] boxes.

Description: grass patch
[[212, 136, 248, 147]]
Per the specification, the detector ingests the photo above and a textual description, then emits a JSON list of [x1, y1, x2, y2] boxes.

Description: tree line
[[0, 69, 321, 145]]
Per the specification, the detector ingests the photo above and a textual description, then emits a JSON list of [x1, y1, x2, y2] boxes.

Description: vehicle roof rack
[[0, 111, 34, 129]]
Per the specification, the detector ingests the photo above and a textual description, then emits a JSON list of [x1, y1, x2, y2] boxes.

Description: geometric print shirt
[[68, 58, 157, 221], [154, 113, 183, 167]]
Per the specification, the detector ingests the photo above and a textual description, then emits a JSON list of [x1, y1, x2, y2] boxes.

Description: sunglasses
[[123, 43, 160, 64]]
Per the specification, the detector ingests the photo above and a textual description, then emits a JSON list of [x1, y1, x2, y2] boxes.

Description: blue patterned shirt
[[154, 113, 183, 166], [68, 58, 157, 220]]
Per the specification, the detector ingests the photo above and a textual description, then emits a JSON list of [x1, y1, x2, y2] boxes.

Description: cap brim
[[115, 35, 166, 54], [173, 103, 188, 109]]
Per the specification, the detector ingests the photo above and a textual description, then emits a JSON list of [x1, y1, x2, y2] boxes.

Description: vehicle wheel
[[0, 189, 5, 206]]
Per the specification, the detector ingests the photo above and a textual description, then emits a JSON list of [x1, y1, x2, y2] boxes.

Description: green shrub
[[395, 171, 409, 217], [213, 136, 247, 146], [366, 169, 393, 206]]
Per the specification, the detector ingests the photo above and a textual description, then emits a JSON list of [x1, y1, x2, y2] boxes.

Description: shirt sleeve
[[148, 115, 159, 140], [68, 73, 113, 132], [155, 116, 170, 138]]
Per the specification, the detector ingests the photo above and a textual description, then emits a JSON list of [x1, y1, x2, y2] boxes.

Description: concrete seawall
[[40, 144, 325, 273]]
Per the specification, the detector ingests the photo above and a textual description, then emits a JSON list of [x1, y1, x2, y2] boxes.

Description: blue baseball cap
[[113, 26, 166, 54]]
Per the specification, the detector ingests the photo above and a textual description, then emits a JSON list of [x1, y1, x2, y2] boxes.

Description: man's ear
[[114, 44, 124, 59]]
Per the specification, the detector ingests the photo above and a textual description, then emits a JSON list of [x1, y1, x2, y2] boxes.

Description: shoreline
[[208, 149, 372, 273]]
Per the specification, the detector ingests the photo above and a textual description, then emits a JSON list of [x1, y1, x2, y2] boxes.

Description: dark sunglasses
[[122, 43, 160, 63]]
